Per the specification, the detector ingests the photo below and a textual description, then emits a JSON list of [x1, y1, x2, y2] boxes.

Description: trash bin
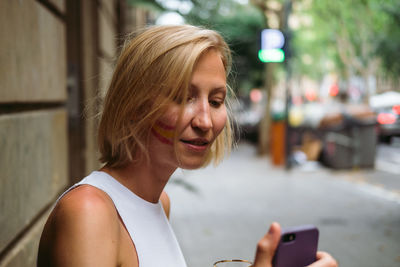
[[319, 108, 377, 169]]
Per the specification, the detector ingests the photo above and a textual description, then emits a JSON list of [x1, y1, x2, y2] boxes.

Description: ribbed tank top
[[58, 171, 187, 267]]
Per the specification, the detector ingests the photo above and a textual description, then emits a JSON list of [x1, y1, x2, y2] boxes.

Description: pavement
[[165, 141, 400, 267]]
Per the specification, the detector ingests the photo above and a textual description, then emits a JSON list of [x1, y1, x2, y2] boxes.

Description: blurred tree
[[182, 0, 267, 95], [290, 0, 400, 102], [376, 0, 400, 79], [127, 0, 165, 11]]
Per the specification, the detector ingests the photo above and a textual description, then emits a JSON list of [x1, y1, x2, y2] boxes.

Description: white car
[[370, 91, 400, 142]]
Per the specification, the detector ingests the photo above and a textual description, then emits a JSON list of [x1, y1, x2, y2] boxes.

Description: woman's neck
[[100, 159, 176, 203]]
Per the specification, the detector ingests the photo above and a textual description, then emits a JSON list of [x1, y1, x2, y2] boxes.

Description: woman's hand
[[307, 252, 338, 267], [252, 223, 338, 267], [252, 222, 281, 267]]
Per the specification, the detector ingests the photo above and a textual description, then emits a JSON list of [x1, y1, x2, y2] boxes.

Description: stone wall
[[0, 1, 68, 266], [0, 1, 151, 265], [0, 0, 67, 103]]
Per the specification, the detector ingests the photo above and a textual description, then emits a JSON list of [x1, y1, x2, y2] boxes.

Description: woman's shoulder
[[51, 184, 121, 236], [37, 185, 121, 266], [58, 184, 116, 214]]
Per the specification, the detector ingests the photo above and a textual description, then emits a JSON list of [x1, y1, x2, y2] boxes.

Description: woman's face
[[149, 49, 227, 170]]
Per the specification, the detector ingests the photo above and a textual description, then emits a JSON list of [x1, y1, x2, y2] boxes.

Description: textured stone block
[[98, 57, 114, 98], [0, 0, 66, 103], [0, 211, 49, 267], [48, 0, 65, 14], [99, 0, 117, 59], [100, 0, 116, 21], [0, 109, 68, 252]]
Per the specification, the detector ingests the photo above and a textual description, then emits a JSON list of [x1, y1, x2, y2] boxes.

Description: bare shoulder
[[160, 190, 171, 219], [38, 185, 121, 267], [56, 185, 118, 219]]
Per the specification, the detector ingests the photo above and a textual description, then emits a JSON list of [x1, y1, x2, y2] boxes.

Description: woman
[[38, 25, 337, 267]]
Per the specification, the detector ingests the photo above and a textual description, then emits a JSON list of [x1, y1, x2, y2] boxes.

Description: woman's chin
[[178, 159, 207, 170]]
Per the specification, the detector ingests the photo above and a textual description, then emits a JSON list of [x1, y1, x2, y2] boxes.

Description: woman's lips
[[180, 138, 210, 151]]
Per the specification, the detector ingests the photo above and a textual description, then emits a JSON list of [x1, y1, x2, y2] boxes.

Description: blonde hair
[[98, 24, 234, 168]]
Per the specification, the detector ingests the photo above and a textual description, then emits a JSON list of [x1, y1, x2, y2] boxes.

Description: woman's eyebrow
[[211, 86, 227, 95], [190, 83, 227, 90], [188, 84, 227, 97]]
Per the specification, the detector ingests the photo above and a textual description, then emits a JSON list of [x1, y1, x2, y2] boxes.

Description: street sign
[[258, 49, 285, 63], [261, 29, 285, 50], [259, 29, 285, 63]]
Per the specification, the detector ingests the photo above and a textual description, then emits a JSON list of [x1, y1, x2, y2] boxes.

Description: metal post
[[283, 0, 293, 170]]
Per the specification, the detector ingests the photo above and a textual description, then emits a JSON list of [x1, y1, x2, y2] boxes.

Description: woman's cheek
[[151, 106, 180, 145], [151, 120, 176, 145], [214, 108, 227, 135]]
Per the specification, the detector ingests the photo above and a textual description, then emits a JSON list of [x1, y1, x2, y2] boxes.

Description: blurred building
[[0, 1, 153, 266]]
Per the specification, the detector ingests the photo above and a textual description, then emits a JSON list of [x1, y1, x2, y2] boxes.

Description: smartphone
[[272, 225, 319, 267]]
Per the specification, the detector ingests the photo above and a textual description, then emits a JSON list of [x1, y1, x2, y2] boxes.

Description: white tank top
[[59, 171, 187, 267]]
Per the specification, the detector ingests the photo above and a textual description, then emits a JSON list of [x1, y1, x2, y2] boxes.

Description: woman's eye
[[210, 99, 224, 107]]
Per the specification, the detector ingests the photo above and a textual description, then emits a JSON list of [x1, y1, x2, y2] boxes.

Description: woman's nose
[[192, 100, 212, 131]]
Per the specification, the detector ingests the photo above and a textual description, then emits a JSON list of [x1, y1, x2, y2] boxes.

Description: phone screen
[[272, 225, 319, 267]]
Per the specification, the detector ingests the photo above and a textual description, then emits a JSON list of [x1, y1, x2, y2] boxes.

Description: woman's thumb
[[252, 222, 281, 267]]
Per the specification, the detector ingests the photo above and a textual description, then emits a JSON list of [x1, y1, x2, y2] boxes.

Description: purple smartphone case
[[272, 225, 319, 267]]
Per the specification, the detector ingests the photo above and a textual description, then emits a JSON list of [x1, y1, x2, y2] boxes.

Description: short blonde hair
[[98, 25, 234, 168]]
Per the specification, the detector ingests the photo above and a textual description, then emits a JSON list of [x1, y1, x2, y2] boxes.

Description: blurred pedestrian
[[37, 24, 337, 267]]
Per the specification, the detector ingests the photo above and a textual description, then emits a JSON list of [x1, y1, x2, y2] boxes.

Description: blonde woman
[[37, 25, 337, 267]]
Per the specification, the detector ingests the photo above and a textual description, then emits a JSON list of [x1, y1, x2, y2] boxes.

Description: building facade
[[0, 1, 152, 266]]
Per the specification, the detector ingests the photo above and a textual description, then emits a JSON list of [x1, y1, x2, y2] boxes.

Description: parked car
[[370, 91, 400, 143]]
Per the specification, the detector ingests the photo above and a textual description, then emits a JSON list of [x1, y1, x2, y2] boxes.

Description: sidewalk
[[165, 142, 400, 267]]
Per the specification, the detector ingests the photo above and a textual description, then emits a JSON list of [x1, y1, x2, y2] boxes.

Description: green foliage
[[290, 0, 400, 80], [127, 0, 165, 12], [376, 0, 400, 77], [183, 0, 266, 94]]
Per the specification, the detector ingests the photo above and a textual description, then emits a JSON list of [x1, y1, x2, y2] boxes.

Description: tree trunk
[[258, 62, 275, 155]]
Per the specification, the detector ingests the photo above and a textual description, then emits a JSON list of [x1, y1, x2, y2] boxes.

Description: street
[[376, 139, 400, 176], [166, 141, 400, 267]]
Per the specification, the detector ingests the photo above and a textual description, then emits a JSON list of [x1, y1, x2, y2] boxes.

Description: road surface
[[166, 142, 400, 267]]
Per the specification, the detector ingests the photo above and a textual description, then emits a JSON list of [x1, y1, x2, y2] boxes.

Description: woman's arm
[[37, 186, 121, 267]]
